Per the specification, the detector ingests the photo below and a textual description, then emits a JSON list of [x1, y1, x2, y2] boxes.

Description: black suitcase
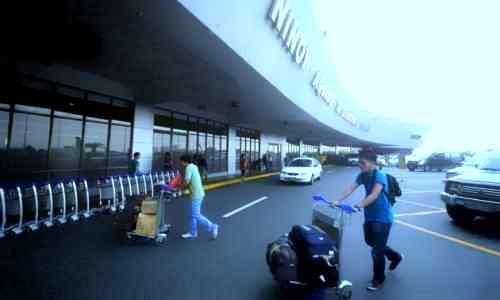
[[289, 225, 339, 288], [266, 235, 299, 282]]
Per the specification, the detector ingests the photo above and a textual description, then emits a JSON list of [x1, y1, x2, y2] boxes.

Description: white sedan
[[280, 157, 322, 185]]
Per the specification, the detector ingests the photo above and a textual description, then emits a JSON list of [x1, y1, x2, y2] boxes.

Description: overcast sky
[[313, 0, 499, 155]]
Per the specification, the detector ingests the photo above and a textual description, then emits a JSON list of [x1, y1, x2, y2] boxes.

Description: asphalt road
[[1, 167, 499, 300]]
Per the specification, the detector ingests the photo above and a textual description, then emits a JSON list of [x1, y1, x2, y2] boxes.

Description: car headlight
[[447, 182, 462, 194]]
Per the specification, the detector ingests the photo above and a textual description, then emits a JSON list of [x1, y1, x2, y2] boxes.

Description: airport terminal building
[[0, 0, 423, 183]]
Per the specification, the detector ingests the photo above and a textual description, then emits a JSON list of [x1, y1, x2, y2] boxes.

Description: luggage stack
[[266, 198, 353, 300], [126, 196, 170, 244]]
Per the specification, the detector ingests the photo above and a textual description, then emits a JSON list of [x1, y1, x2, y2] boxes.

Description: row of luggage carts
[[0, 171, 181, 239]]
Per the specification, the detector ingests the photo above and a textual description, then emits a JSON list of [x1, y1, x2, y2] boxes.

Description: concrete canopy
[[1, 0, 423, 150]]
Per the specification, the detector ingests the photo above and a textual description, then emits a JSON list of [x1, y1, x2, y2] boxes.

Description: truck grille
[[457, 185, 500, 202]]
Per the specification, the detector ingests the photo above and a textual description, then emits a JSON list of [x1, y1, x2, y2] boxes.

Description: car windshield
[[289, 159, 312, 167], [479, 153, 500, 171]]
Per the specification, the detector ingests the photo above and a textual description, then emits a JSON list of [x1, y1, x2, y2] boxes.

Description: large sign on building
[[267, 0, 359, 128]]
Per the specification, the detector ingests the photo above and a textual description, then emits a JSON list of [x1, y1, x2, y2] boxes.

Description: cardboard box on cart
[[134, 213, 158, 237]]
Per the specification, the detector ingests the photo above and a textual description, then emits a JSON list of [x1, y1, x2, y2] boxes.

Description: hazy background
[[313, 0, 499, 156]]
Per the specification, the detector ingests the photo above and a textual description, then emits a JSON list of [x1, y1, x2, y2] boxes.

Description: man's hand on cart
[[313, 194, 360, 214]]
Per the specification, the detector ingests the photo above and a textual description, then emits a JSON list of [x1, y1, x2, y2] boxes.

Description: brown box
[[134, 213, 157, 237], [141, 200, 158, 215]]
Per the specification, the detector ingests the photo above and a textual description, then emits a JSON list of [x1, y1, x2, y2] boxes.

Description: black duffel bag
[[266, 235, 299, 283], [288, 225, 339, 288]]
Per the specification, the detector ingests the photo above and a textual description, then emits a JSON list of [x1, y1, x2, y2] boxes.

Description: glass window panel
[[112, 120, 131, 126], [108, 124, 131, 172], [49, 117, 83, 178], [54, 111, 83, 119], [188, 131, 197, 154], [0, 110, 9, 149], [206, 133, 214, 172], [9, 113, 50, 181], [14, 105, 50, 115], [153, 130, 171, 171], [198, 132, 206, 154], [81, 118, 109, 180], [0, 103, 10, 109], [172, 128, 187, 170]]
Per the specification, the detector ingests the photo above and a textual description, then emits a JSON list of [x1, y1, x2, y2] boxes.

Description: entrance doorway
[[266, 143, 282, 171]]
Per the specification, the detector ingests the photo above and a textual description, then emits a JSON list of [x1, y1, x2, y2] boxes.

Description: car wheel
[[408, 167, 415, 172], [446, 204, 476, 226]]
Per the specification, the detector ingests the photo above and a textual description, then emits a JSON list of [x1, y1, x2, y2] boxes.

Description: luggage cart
[[52, 182, 67, 224], [126, 194, 171, 244], [124, 175, 134, 198], [97, 177, 117, 213], [115, 176, 126, 211], [37, 183, 54, 227], [146, 173, 155, 197], [0, 188, 6, 238], [310, 195, 354, 300], [64, 179, 80, 222], [21, 183, 40, 231], [5, 185, 24, 235], [76, 179, 92, 218]]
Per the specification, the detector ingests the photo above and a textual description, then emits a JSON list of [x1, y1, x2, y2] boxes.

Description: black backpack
[[366, 170, 402, 206]]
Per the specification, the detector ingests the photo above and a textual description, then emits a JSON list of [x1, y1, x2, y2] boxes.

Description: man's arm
[[334, 183, 359, 204], [356, 183, 383, 209]]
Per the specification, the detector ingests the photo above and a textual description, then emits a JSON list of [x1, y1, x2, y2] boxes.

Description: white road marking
[[398, 199, 443, 210], [404, 190, 441, 194], [395, 210, 446, 217], [222, 196, 269, 218]]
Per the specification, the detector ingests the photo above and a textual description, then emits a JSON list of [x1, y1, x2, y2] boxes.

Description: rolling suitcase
[[288, 225, 339, 288]]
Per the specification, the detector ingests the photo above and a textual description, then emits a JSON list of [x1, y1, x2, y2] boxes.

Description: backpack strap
[[370, 169, 389, 198]]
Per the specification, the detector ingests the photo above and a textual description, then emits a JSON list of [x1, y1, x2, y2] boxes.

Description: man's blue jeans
[[363, 222, 401, 283], [190, 198, 214, 236]]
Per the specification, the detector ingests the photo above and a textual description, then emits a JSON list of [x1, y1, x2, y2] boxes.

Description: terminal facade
[[0, 0, 424, 183]]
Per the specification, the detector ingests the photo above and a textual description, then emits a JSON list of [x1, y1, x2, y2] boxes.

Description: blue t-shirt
[[356, 169, 394, 224]]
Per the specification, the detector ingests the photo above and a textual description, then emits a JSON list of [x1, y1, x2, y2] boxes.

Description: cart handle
[[312, 194, 359, 214]]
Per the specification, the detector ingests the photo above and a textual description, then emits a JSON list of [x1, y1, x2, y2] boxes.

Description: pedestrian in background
[[262, 153, 268, 172], [164, 151, 173, 172], [334, 149, 403, 291], [128, 152, 141, 175], [179, 154, 219, 240], [240, 153, 248, 177]]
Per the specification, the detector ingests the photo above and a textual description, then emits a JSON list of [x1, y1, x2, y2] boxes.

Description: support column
[[227, 127, 237, 175], [132, 103, 155, 173], [398, 152, 406, 169], [299, 140, 304, 156]]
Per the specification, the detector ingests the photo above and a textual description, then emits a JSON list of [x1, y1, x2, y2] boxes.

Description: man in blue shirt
[[335, 150, 403, 291]]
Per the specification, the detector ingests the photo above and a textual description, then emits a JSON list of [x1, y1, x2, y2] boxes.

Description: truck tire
[[408, 167, 415, 172], [446, 204, 476, 226]]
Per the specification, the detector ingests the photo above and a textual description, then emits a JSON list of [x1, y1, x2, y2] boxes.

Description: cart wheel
[[155, 236, 166, 244], [337, 285, 352, 300]]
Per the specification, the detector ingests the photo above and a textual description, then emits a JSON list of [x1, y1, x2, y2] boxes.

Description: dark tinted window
[[9, 112, 50, 180], [49, 115, 83, 178], [289, 159, 312, 167], [82, 117, 109, 180], [479, 153, 500, 171], [108, 123, 131, 174]]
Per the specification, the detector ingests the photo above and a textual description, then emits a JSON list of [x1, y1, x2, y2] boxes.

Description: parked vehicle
[[407, 152, 463, 172], [445, 152, 488, 179], [280, 157, 322, 185], [441, 151, 500, 225]]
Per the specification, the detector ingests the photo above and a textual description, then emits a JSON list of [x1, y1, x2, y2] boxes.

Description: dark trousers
[[363, 222, 401, 283]]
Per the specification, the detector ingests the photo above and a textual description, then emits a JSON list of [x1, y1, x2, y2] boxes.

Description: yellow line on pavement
[[395, 220, 500, 257], [204, 172, 279, 191]]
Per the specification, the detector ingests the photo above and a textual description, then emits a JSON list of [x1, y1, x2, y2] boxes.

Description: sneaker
[[181, 233, 197, 239], [366, 281, 383, 291], [389, 255, 404, 271], [211, 224, 219, 240]]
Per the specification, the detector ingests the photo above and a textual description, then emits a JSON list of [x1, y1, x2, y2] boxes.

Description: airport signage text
[[267, 0, 359, 128]]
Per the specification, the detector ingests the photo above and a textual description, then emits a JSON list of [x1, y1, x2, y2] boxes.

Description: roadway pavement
[[1, 167, 499, 300]]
